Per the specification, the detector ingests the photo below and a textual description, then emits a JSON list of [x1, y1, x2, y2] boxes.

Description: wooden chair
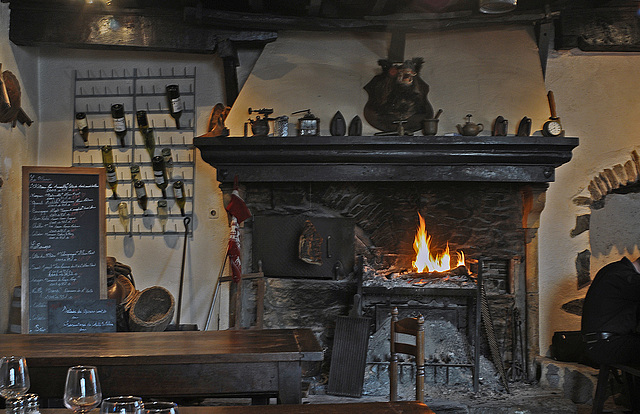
[[390, 307, 425, 402], [592, 363, 640, 414]]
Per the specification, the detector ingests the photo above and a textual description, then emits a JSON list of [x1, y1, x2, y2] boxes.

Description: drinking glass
[[143, 402, 178, 414], [0, 356, 30, 400], [101, 396, 143, 414], [64, 366, 102, 413]]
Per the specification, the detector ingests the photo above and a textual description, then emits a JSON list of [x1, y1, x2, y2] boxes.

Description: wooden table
[[0, 329, 323, 405], [40, 401, 435, 414]]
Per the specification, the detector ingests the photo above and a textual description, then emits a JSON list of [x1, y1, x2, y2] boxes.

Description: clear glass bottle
[[75, 112, 89, 147], [157, 200, 169, 232], [24, 393, 40, 414], [165, 84, 183, 129], [172, 180, 186, 216], [151, 155, 168, 199], [161, 148, 173, 179], [105, 163, 119, 199], [6, 396, 25, 414], [117, 202, 129, 232], [101, 145, 114, 167], [134, 180, 148, 215], [110, 104, 127, 147]]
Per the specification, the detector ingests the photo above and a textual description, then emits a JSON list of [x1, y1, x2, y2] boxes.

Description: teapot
[[457, 114, 484, 136]]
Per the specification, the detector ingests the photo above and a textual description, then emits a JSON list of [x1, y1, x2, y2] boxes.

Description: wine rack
[[71, 67, 196, 236]]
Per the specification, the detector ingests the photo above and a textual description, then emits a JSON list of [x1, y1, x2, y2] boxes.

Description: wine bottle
[[111, 103, 127, 147], [157, 200, 169, 231], [136, 110, 150, 134], [117, 201, 129, 232], [101, 145, 114, 167], [152, 155, 168, 199], [134, 179, 148, 214], [105, 163, 119, 199], [75, 112, 89, 147], [129, 164, 141, 183], [143, 128, 156, 160], [173, 180, 186, 216], [161, 147, 173, 179], [165, 84, 183, 129]]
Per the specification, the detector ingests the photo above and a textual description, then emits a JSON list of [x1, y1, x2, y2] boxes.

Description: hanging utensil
[[174, 216, 191, 327]]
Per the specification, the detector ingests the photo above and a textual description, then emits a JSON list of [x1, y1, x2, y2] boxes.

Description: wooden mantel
[[193, 135, 579, 183]]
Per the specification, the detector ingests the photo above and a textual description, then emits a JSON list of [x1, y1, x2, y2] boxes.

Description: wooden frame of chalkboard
[[21, 166, 107, 334]]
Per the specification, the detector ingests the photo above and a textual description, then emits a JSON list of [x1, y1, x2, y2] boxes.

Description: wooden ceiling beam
[[8, 4, 277, 52], [183, 7, 547, 32]]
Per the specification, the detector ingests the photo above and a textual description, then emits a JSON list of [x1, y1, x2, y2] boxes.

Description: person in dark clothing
[[581, 256, 640, 365]]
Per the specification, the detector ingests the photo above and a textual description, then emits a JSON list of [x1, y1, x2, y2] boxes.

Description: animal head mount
[[377, 58, 425, 87]]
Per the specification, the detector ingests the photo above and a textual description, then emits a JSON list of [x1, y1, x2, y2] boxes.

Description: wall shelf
[[194, 135, 579, 184]]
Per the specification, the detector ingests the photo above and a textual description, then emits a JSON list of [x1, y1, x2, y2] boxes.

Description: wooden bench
[[592, 363, 640, 414]]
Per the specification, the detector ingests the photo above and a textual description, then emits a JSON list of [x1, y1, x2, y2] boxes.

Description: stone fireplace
[[195, 135, 578, 395]]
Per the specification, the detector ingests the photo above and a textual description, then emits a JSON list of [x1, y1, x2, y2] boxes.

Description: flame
[[412, 213, 465, 273]]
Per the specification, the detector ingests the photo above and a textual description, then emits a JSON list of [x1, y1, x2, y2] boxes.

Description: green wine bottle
[[173, 180, 186, 216], [105, 163, 119, 199], [152, 155, 168, 199]]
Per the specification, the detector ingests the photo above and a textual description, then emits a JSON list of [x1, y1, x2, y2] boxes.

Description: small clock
[[543, 91, 564, 137], [542, 118, 563, 137]]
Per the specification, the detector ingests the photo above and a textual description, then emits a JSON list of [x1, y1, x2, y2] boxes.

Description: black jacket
[[581, 257, 640, 335]]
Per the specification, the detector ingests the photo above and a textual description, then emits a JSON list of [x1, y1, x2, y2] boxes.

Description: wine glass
[[143, 401, 178, 414], [64, 366, 102, 413], [101, 396, 143, 414], [0, 356, 30, 400]]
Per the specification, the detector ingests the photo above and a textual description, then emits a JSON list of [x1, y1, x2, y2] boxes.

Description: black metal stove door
[[252, 215, 355, 279]]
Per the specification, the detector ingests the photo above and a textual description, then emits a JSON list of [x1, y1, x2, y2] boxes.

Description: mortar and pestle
[[422, 108, 443, 136]]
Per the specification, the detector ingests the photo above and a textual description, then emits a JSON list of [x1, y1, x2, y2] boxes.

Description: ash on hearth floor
[[196, 381, 634, 414], [196, 382, 589, 413]]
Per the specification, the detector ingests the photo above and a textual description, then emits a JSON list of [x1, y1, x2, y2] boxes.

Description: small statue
[[363, 58, 434, 134], [206, 103, 230, 137]]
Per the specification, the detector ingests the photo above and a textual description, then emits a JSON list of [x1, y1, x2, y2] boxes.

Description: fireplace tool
[[167, 216, 198, 331], [480, 278, 510, 392]]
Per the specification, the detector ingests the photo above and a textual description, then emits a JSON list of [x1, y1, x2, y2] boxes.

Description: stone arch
[[570, 149, 640, 288]]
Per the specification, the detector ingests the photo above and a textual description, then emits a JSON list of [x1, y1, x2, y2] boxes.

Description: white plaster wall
[[0, 3, 39, 334], [540, 50, 640, 354], [227, 28, 551, 137]]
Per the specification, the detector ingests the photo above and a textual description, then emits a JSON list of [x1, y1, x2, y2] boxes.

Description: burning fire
[[412, 213, 465, 273]]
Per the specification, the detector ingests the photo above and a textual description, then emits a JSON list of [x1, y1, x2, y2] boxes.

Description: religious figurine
[[363, 58, 434, 134]]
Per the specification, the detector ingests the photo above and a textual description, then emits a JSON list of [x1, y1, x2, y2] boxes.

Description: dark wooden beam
[[8, 4, 277, 52], [193, 135, 579, 183], [388, 29, 406, 62], [217, 40, 240, 106], [184, 7, 547, 32], [555, 6, 640, 51]]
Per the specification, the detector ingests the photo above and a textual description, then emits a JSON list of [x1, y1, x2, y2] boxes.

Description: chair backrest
[[390, 307, 425, 402]]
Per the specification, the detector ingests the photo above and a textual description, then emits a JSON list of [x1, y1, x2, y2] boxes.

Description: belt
[[583, 332, 618, 344]]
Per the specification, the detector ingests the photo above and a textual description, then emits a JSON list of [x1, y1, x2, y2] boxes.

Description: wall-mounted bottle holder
[[71, 67, 196, 236]]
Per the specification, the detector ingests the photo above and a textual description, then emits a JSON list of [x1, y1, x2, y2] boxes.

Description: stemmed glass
[[101, 396, 143, 414], [64, 366, 102, 413], [0, 356, 30, 400], [143, 402, 178, 414]]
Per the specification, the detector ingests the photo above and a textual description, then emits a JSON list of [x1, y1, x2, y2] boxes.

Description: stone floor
[[199, 361, 639, 414]]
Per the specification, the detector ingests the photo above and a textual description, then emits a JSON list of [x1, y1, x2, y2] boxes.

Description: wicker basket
[[128, 286, 175, 332]]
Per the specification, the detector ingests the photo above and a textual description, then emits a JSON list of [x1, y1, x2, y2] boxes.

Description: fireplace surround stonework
[[195, 135, 578, 388]]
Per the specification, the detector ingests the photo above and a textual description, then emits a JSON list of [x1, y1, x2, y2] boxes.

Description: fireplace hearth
[[195, 135, 578, 392]]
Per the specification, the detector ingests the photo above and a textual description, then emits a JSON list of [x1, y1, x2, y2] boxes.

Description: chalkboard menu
[[21, 166, 106, 334], [48, 299, 116, 333]]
